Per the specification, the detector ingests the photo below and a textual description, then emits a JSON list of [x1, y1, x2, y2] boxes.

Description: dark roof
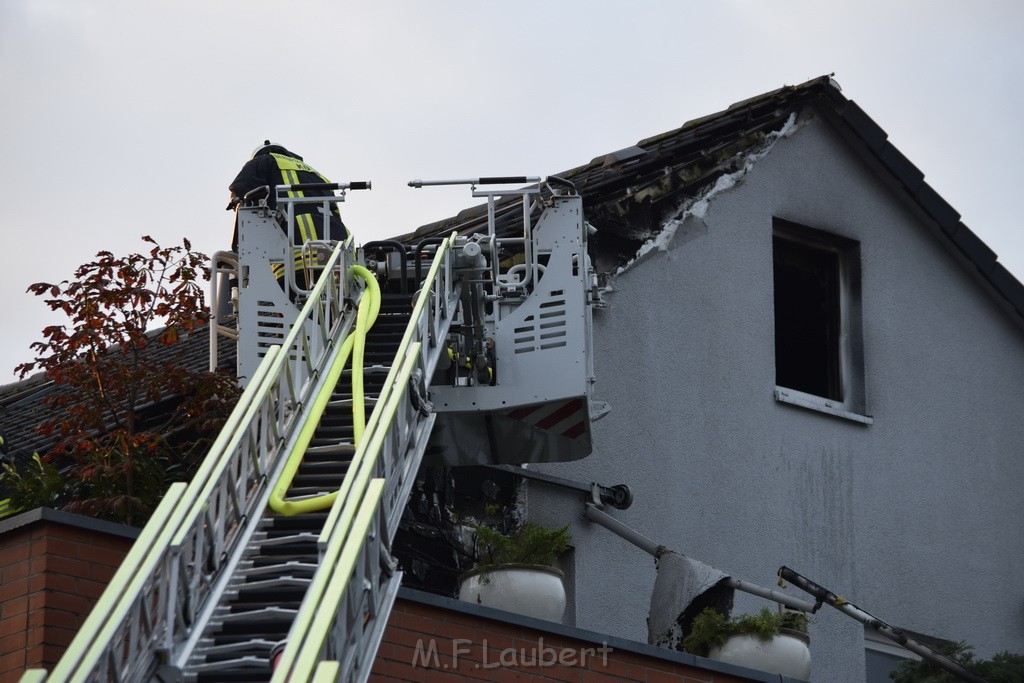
[[398, 75, 1024, 321], [0, 324, 236, 470]]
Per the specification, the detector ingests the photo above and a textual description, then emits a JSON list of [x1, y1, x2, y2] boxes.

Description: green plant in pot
[[473, 522, 572, 571], [683, 607, 811, 679], [459, 522, 572, 622], [889, 640, 1024, 683]]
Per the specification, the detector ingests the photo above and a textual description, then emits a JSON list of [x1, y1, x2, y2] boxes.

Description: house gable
[[522, 101, 1024, 678]]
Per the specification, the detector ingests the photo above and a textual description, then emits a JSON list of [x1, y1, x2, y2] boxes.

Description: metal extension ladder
[[26, 185, 460, 682], [28, 175, 602, 683]]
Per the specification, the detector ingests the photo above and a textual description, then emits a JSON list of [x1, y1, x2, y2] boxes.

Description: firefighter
[[227, 141, 349, 289]]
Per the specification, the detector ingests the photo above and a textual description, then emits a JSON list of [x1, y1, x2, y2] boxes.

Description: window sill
[[774, 387, 873, 425]]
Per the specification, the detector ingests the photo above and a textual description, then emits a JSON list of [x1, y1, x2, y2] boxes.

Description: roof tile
[[951, 225, 998, 275], [839, 101, 888, 153], [990, 264, 1024, 314], [878, 143, 925, 194], [915, 184, 961, 232]]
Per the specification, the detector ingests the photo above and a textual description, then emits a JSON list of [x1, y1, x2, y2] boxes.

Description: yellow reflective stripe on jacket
[[297, 213, 314, 243], [282, 169, 301, 199], [269, 153, 334, 243], [269, 249, 324, 280], [297, 213, 322, 243], [270, 153, 329, 192], [270, 153, 326, 176]]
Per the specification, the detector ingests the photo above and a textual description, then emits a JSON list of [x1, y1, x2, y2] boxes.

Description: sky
[[1, 1, 1022, 385]]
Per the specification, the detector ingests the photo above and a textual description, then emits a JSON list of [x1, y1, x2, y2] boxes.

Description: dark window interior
[[773, 235, 842, 400]]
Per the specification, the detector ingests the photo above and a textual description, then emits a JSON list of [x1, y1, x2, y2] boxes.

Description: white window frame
[[772, 220, 871, 425]]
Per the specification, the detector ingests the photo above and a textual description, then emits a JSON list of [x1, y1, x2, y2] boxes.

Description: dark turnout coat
[[229, 145, 348, 253]]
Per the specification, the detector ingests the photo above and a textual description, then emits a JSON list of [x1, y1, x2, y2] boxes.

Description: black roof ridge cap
[[815, 92, 1024, 318]]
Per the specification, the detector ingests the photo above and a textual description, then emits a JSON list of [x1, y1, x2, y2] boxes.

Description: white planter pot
[[458, 564, 566, 622], [708, 630, 811, 680]]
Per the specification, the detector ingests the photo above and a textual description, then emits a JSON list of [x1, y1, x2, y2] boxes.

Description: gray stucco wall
[[527, 115, 1024, 682]]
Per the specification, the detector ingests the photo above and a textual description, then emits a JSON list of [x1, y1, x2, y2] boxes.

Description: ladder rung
[[194, 639, 279, 657], [282, 487, 337, 498], [234, 561, 319, 579], [248, 532, 318, 547], [212, 606, 297, 624], [190, 655, 270, 672], [304, 443, 356, 455], [228, 576, 311, 592]]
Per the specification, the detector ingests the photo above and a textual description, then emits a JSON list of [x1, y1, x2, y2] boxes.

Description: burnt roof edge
[[399, 75, 1024, 322]]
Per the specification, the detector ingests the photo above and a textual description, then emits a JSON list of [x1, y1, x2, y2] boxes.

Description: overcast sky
[[2, 1, 1022, 385]]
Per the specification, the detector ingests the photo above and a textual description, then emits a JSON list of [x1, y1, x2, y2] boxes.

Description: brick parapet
[[0, 508, 137, 681], [371, 589, 786, 683]]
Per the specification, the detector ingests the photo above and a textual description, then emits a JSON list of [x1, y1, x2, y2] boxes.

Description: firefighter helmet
[[250, 140, 276, 159]]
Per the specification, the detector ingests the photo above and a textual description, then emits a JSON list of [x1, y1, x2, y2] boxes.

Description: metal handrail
[[28, 481, 189, 683], [410, 178, 543, 295], [39, 344, 281, 682], [166, 243, 358, 666], [209, 249, 239, 372], [35, 241, 360, 682], [278, 186, 366, 299]]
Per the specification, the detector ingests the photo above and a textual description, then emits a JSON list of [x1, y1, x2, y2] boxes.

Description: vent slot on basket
[[514, 295, 567, 354]]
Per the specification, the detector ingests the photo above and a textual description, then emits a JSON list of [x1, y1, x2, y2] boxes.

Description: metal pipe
[[276, 181, 370, 192], [585, 505, 817, 612], [275, 195, 351, 205], [514, 191, 535, 290], [725, 577, 817, 613], [778, 567, 987, 683], [584, 503, 659, 555], [545, 175, 578, 195], [209, 250, 239, 372], [408, 177, 541, 188], [488, 465, 632, 509], [414, 237, 447, 286]]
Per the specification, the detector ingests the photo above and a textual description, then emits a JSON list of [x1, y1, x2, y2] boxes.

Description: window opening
[[772, 219, 867, 422], [773, 236, 842, 400]]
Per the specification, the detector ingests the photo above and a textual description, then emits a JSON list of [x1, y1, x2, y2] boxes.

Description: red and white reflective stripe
[[505, 398, 587, 440]]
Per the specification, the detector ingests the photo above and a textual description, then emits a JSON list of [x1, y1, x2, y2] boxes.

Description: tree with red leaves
[[1, 236, 241, 525]]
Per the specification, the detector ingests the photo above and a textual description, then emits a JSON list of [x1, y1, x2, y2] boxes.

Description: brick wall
[[0, 515, 778, 683], [372, 591, 771, 683], [0, 509, 136, 682]]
